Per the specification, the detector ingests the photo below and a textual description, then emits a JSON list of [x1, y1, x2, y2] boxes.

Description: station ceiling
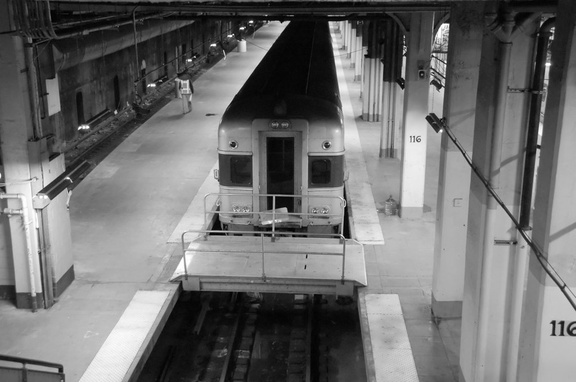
[[10, 0, 557, 40], [48, 0, 556, 16]]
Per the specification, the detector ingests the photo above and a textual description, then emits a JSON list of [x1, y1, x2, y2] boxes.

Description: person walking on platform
[[178, 71, 194, 114]]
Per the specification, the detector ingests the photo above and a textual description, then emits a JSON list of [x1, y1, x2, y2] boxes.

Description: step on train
[[214, 20, 346, 235]]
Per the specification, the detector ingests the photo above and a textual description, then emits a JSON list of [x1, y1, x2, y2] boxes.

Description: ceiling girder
[[9, 0, 557, 40]]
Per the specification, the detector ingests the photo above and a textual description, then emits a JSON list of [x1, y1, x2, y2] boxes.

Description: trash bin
[[237, 40, 247, 53]]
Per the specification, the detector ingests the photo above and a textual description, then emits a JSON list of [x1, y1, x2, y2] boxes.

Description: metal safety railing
[[180, 229, 350, 284], [203, 193, 347, 236], [0, 354, 65, 382]]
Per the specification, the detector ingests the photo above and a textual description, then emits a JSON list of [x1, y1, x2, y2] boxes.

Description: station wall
[[43, 19, 237, 149]]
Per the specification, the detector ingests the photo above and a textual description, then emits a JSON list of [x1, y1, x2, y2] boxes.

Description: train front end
[[215, 20, 345, 235], [216, 96, 345, 234]]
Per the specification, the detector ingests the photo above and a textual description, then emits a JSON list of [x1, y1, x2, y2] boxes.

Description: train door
[[260, 132, 302, 212]]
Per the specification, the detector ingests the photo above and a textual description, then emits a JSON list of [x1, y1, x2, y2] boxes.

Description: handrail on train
[[180, 229, 349, 285], [202, 193, 347, 236], [0, 354, 65, 381]]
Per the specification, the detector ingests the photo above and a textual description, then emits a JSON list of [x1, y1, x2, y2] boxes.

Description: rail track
[[138, 292, 365, 382]]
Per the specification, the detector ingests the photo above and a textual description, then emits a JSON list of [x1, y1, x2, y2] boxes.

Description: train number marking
[[550, 320, 576, 336], [409, 135, 422, 143]]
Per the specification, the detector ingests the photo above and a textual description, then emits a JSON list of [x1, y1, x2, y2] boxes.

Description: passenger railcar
[[216, 21, 345, 234]]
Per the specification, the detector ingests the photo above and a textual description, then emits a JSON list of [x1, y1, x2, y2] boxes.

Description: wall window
[[163, 52, 168, 78], [113, 75, 120, 110], [76, 92, 84, 125]]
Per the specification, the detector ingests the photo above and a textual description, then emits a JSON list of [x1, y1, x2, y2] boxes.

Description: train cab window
[[309, 156, 344, 187], [219, 154, 252, 186], [311, 159, 331, 184]]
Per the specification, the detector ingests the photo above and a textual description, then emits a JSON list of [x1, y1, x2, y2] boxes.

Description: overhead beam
[[48, 0, 558, 17]]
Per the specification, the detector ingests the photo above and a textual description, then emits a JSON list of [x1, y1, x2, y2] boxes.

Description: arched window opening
[[76, 92, 85, 126], [113, 75, 120, 110]]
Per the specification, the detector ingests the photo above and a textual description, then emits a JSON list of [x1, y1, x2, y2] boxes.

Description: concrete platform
[[359, 293, 419, 382], [79, 290, 175, 382]]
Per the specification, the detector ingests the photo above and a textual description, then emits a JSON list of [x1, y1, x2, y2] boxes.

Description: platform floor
[[0, 22, 461, 382]]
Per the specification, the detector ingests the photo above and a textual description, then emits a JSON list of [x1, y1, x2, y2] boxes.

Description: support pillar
[[341, 21, 348, 50], [460, 11, 538, 381], [354, 24, 363, 81], [399, 12, 434, 218], [0, 9, 75, 309], [362, 21, 384, 122], [348, 21, 356, 62], [380, 17, 403, 158], [518, 2, 576, 381], [0, 31, 43, 309], [431, 3, 483, 319]]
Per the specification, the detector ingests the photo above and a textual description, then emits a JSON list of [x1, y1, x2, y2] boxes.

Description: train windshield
[[219, 154, 253, 186], [308, 156, 344, 187]]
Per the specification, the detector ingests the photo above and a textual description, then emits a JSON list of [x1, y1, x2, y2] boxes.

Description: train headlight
[[322, 140, 331, 150], [311, 206, 330, 215], [229, 140, 238, 149], [232, 204, 251, 213]]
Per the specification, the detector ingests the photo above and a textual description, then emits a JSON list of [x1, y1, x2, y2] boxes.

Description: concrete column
[[348, 22, 356, 63], [1, 9, 74, 309], [518, 2, 576, 381], [362, 58, 383, 122], [341, 21, 348, 50], [344, 21, 352, 58], [0, 33, 43, 309], [380, 18, 403, 158], [431, 3, 483, 319], [354, 26, 363, 81], [459, 12, 538, 381], [362, 21, 383, 122], [399, 12, 434, 218]]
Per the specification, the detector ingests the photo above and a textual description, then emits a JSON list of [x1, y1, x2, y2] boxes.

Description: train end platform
[[171, 234, 366, 296]]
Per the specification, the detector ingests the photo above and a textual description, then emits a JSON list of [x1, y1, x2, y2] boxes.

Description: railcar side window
[[219, 154, 252, 186], [309, 156, 344, 187]]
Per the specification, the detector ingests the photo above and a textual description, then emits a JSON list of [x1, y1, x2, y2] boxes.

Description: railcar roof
[[232, 20, 341, 109]]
